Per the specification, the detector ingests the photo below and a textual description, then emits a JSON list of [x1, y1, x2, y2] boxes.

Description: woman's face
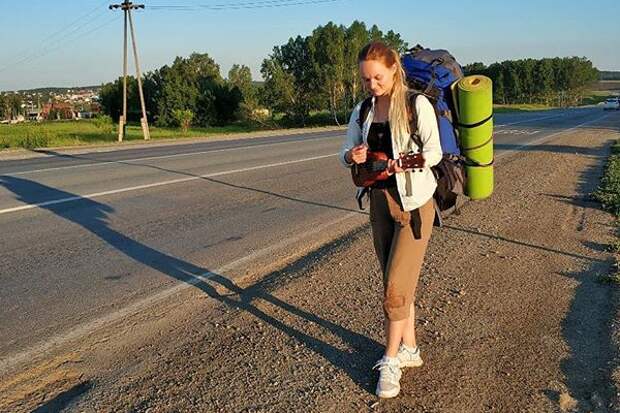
[[359, 59, 397, 97]]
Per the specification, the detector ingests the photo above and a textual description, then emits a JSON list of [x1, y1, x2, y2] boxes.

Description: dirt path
[[3, 116, 620, 412]]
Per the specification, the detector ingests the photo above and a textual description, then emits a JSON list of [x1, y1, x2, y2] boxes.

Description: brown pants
[[370, 187, 435, 321]]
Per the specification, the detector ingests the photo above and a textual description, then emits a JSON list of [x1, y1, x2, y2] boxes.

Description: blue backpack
[[402, 45, 464, 155], [355, 45, 467, 216]]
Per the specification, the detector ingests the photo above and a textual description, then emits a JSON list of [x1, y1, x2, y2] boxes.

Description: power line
[[0, 8, 114, 74], [44, 1, 111, 43], [148, 0, 344, 11], [2, 1, 110, 65], [0, 17, 118, 75]]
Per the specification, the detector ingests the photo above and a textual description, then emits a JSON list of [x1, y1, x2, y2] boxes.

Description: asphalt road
[[0, 106, 614, 373]]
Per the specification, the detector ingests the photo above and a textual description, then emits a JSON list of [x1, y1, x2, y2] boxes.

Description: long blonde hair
[[358, 41, 410, 152]]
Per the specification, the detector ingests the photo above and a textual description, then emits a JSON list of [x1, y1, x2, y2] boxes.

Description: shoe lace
[[372, 359, 400, 380], [399, 345, 418, 358]]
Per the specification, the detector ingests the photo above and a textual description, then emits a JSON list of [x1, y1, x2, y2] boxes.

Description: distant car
[[603, 98, 620, 110]]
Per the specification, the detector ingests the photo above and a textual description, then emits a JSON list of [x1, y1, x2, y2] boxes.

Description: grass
[[593, 141, 620, 217], [0, 110, 348, 152], [593, 139, 620, 284], [492, 88, 619, 113], [493, 103, 557, 113], [0, 119, 280, 151], [582, 90, 618, 106]]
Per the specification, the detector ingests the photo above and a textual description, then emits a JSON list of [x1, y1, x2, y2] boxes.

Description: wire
[[44, 0, 111, 43], [0, 17, 119, 75], [3, 1, 110, 64], [148, 0, 344, 11]]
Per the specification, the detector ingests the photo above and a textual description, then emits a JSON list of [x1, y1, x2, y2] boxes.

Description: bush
[[172, 109, 194, 133], [92, 115, 115, 133]]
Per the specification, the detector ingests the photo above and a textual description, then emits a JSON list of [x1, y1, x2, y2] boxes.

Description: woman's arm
[[415, 96, 443, 168], [339, 102, 364, 168]]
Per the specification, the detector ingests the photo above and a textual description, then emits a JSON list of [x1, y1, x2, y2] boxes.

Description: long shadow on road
[[0, 175, 380, 399], [5, 149, 366, 216]]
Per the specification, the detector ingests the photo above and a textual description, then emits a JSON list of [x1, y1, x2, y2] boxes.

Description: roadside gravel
[[5, 115, 620, 412]]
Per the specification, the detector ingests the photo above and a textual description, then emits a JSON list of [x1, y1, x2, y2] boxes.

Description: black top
[[367, 121, 397, 189]]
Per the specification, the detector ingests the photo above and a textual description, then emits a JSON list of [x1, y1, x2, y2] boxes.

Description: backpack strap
[[407, 92, 424, 150], [357, 96, 373, 128]]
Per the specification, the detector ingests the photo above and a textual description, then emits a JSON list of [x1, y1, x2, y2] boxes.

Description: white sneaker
[[373, 356, 402, 398], [396, 344, 423, 368]]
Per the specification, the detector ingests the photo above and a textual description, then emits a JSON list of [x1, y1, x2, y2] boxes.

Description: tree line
[[3, 21, 605, 125], [98, 21, 407, 128], [464, 57, 599, 106]]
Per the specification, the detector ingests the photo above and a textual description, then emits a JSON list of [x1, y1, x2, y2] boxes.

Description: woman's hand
[[386, 158, 405, 175], [346, 144, 368, 164]]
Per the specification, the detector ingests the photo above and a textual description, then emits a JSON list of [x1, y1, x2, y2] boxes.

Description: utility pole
[[110, 1, 150, 142]]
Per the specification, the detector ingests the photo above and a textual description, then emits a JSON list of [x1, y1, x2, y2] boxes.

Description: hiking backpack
[[357, 45, 467, 217]]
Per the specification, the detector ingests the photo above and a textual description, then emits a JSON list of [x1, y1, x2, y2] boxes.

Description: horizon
[[1, 0, 619, 92]]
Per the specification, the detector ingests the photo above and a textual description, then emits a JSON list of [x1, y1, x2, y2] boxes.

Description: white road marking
[[0, 211, 363, 373], [495, 112, 566, 127], [0, 153, 338, 215], [498, 129, 542, 136], [497, 113, 610, 160], [4, 134, 343, 176]]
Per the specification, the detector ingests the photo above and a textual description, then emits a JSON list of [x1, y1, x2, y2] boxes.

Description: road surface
[[0, 106, 613, 375]]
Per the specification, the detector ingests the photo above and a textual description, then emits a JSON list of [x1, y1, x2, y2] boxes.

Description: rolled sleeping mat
[[455, 75, 494, 200], [465, 164, 494, 200]]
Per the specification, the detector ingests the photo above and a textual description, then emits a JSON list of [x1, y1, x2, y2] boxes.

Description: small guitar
[[351, 150, 425, 187]]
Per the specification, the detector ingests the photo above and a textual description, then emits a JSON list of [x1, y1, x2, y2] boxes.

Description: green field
[[0, 120, 266, 151], [493, 103, 557, 113], [493, 88, 618, 113]]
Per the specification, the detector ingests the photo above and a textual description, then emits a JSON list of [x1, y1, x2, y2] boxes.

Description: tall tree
[[260, 58, 296, 118], [369, 24, 383, 41], [156, 53, 223, 126], [309, 22, 346, 124], [262, 35, 319, 125], [228, 64, 259, 121], [99, 76, 140, 121], [382, 29, 409, 53], [344, 21, 369, 107]]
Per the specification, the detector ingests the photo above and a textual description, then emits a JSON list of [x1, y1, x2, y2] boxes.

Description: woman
[[340, 41, 442, 399]]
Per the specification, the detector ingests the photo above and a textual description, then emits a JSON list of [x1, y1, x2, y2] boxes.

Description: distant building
[[41, 102, 75, 120], [27, 110, 43, 121], [76, 111, 95, 119]]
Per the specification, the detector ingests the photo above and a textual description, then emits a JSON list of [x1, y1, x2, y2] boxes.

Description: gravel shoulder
[[3, 116, 620, 412]]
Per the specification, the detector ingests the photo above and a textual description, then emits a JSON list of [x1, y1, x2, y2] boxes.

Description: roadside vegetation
[[593, 140, 620, 283], [0, 119, 260, 150], [493, 104, 557, 113], [0, 111, 344, 150]]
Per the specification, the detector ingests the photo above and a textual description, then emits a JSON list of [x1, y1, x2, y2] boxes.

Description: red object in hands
[[351, 151, 425, 187]]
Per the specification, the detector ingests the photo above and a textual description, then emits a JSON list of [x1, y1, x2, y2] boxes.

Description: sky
[[0, 0, 618, 91]]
